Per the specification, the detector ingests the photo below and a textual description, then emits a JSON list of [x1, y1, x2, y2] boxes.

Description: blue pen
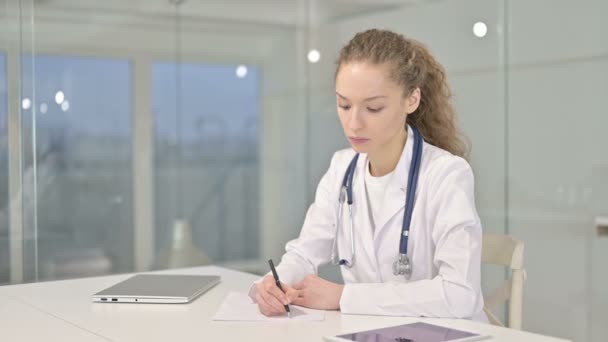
[[268, 259, 291, 318]]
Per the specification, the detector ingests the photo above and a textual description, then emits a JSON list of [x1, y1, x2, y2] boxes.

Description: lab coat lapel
[[373, 125, 414, 240]]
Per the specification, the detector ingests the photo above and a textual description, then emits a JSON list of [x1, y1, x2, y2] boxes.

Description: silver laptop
[[92, 274, 221, 304]]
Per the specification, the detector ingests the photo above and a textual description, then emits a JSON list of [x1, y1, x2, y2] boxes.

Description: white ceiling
[[28, 0, 426, 27], [1, 0, 436, 61]]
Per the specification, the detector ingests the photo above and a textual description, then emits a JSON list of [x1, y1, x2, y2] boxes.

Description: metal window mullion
[[133, 57, 155, 272], [7, 40, 24, 284]]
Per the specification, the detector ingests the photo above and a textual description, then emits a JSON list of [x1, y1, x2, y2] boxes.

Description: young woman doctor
[[251, 29, 487, 322]]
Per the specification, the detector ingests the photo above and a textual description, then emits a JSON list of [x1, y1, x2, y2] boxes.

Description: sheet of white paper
[[212, 292, 326, 322]]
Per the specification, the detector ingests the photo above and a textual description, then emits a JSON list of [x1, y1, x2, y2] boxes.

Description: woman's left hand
[[291, 275, 344, 310]]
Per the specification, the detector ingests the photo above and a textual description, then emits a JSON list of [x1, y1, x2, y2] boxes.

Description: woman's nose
[[347, 109, 363, 131]]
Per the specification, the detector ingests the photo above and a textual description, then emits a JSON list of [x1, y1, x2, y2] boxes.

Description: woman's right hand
[[254, 275, 299, 317]]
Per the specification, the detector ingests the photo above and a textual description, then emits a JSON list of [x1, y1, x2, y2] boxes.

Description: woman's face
[[335, 62, 419, 155]]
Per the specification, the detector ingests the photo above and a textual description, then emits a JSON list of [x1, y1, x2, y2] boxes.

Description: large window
[[152, 62, 259, 265], [19, 55, 132, 281]]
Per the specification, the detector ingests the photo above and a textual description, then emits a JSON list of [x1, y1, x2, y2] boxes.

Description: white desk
[[0, 294, 107, 341], [0, 266, 569, 341]]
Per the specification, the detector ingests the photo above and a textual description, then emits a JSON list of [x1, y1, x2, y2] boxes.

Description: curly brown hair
[[335, 29, 469, 159]]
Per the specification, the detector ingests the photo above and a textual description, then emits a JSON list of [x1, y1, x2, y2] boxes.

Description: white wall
[[507, 1, 608, 340], [260, 28, 311, 261]]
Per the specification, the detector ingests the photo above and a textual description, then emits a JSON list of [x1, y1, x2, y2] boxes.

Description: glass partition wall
[[1, 1, 606, 341]]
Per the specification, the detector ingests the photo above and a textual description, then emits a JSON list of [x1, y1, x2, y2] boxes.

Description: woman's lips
[[349, 137, 370, 144]]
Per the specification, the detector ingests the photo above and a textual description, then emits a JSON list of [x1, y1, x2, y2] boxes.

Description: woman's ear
[[406, 88, 421, 114]]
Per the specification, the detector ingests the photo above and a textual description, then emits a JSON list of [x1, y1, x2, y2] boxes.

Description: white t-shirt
[[364, 161, 394, 233]]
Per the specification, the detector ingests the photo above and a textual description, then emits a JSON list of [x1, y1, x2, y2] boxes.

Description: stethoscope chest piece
[[392, 253, 412, 280]]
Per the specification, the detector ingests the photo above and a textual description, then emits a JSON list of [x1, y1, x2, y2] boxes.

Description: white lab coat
[[256, 125, 487, 322]]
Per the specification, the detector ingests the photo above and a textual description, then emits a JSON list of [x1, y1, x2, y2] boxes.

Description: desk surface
[[0, 294, 106, 341], [0, 266, 569, 342]]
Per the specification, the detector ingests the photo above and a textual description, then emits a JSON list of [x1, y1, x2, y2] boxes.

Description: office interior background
[[0, 0, 606, 341]]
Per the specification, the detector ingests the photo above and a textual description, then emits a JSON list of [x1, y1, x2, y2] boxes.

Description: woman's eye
[[368, 107, 383, 113], [339, 105, 351, 110]]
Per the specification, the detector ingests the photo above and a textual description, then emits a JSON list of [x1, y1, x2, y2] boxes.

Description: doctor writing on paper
[[250, 29, 487, 322]]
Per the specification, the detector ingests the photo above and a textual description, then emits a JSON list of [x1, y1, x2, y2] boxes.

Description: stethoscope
[[330, 126, 423, 280]]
